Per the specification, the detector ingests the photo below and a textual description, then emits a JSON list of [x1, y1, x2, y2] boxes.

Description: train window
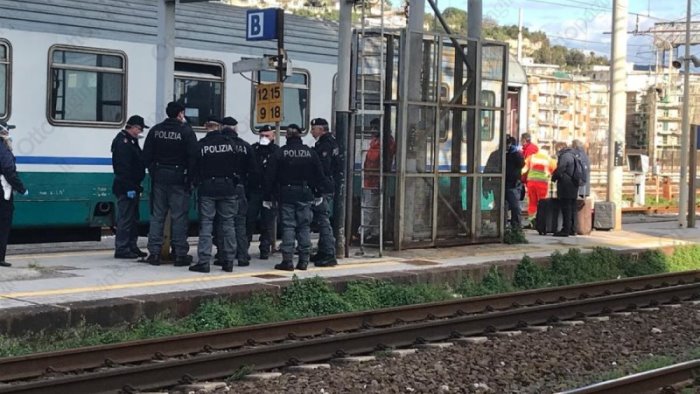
[[174, 60, 224, 128], [48, 46, 126, 126], [252, 69, 309, 133], [0, 40, 9, 121], [480, 90, 496, 140]]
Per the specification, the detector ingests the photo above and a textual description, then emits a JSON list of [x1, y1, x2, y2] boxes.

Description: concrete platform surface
[[0, 220, 698, 312]]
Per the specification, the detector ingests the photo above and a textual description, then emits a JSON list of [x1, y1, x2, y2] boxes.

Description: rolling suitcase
[[593, 201, 616, 231], [576, 198, 593, 235], [536, 198, 561, 235]]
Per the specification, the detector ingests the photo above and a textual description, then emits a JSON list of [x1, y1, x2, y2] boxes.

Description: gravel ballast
[[227, 303, 700, 393]]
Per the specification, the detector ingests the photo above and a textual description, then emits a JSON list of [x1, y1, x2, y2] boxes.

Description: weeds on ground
[[504, 227, 529, 244], [622, 250, 668, 277], [227, 364, 254, 382], [667, 245, 700, 272], [512, 255, 549, 290]]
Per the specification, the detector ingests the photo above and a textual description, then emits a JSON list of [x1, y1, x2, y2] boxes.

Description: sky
[[390, 0, 698, 66]]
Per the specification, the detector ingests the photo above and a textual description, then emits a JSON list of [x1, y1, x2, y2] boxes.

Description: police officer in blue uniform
[[142, 102, 198, 266], [0, 122, 26, 268], [189, 116, 240, 273], [264, 125, 326, 271], [247, 125, 279, 259], [111, 115, 147, 259], [309, 118, 341, 267], [218, 116, 258, 266]]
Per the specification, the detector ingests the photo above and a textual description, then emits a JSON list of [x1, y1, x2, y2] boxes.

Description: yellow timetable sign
[[255, 83, 283, 123]]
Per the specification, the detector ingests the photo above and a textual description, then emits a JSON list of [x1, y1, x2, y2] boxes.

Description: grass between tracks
[[1, 245, 699, 358], [571, 346, 700, 390]]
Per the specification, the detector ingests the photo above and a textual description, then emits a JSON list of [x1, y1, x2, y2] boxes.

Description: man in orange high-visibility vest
[[522, 145, 557, 222]]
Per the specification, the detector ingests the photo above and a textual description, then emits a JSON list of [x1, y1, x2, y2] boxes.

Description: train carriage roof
[[0, 0, 340, 64]]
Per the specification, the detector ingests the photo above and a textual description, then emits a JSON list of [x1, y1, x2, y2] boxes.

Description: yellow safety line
[[0, 260, 404, 299], [10, 250, 113, 260]]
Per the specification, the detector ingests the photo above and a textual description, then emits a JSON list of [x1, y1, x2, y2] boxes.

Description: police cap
[[310, 118, 328, 127], [259, 125, 273, 132], [0, 121, 15, 134], [222, 117, 238, 126], [126, 115, 149, 129], [286, 123, 301, 133], [205, 115, 222, 124]]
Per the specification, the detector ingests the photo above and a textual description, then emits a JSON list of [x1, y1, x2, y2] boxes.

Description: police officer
[[189, 116, 240, 273], [0, 122, 26, 268], [309, 118, 341, 267], [264, 125, 326, 271], [111, 115, 147, 259], [142, 102, 198, 266], [247, 125, 279, 259], [218, 116, 257, 266]]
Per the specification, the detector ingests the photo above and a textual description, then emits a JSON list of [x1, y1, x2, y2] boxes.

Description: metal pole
[[517, 8, 523, 62], [467, 0, 482, 39], [607, 0, 627, 230], [689, 124, 697, 227], [678, 0, 692, 228], [335, 0, 352, 257], [156, 0, 176, 261], [156, 0, 175, 121]]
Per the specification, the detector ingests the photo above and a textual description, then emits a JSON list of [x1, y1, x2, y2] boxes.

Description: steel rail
[[560, 359, 700, 393], [0, 280, 698, 394], [0, 270, 698, 384]]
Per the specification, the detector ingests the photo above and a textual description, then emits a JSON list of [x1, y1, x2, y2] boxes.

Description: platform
[[0, 217, 697, 313]]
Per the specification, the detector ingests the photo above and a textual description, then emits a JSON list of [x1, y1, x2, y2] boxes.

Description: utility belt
[[278, 181, 312, 203], [199, 176, 238, 197], [152, 163, 187, 185]]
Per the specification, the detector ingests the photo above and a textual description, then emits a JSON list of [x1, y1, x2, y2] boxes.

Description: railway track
[[0, 271, 698, 394], [562, 359, 700, 393]]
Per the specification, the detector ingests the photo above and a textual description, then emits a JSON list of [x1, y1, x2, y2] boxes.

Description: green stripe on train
[[11, 172, 197, 229]]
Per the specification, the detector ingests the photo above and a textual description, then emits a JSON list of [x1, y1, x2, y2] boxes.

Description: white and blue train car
[[0, 0, 339, 241]]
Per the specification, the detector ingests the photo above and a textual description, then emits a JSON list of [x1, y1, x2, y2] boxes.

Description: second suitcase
[[576, 198, 593, 235], [593, 201, 616, 230], [536, 198, 561, 235]]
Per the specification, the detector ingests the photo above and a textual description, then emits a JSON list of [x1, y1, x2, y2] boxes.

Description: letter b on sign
[[247, 12, 263, 39], [246, 8, 279, 41]]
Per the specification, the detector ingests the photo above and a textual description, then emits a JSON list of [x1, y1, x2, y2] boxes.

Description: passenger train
[[0, 0, 528, 242]]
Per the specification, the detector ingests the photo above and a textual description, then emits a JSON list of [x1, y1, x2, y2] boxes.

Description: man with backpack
[[551, 142, 585, 237]]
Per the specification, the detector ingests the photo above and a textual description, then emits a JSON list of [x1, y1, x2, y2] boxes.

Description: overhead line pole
[[607, 0, 627, 230], [678, 0, 692, 228]]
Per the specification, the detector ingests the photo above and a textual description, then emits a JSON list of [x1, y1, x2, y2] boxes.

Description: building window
[[252, 69, 309, 132], [0, 40, 9, 121], [48, 46, 126, 126], [174, 60, 224, 128]]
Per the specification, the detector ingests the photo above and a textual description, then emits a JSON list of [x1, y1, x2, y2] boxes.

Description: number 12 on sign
[[256, 83, 283, 123]]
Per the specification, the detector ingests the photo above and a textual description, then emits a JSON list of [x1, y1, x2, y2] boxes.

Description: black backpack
[[571, 153, 587, 187]]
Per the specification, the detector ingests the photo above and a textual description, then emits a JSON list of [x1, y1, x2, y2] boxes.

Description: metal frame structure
[[347, 26, 509, 251]]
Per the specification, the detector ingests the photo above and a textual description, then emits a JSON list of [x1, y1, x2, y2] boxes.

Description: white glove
[[262, 201, 273, 209], [313, 197, 323, 206]]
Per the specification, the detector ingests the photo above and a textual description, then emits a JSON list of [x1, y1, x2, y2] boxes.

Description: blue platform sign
[[695, 125, 700, 150], [246, 8, 280, 41]]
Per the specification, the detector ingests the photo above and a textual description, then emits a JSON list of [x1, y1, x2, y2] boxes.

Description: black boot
[[174, 255, 193, 267], [131, 248, 147, 258], [295, 261, 308, 271], [145, 254, 160, 266], [259, 250, 270, 260], [274, 260, 295, 271], [221, 262, 234, 273], [314, 255, 337, 267], [310, 252, 323, 263], [0, 261, 10, 267], [189, 263, 210, 273]]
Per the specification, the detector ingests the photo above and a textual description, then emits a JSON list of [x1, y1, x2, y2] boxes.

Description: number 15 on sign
[[256, 83, 283, 123]]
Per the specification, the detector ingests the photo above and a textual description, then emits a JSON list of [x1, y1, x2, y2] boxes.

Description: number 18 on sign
[[256, 83, 283, 123]]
